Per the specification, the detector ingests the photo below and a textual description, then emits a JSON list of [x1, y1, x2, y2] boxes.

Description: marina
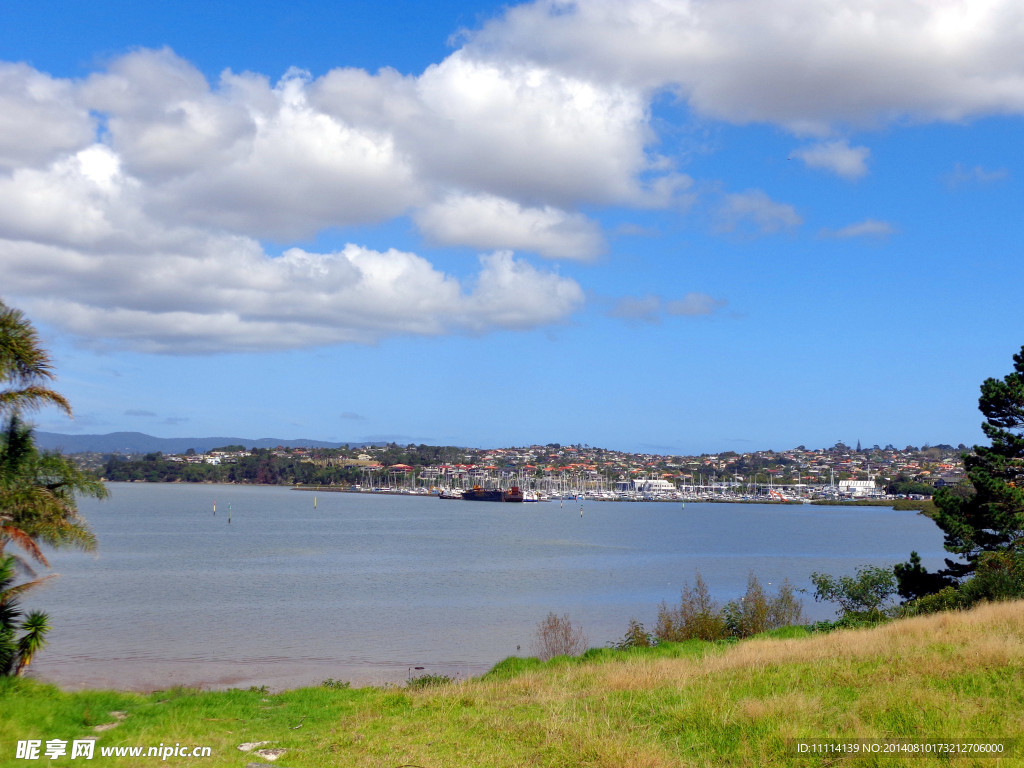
[[349, 463, 894, 502]]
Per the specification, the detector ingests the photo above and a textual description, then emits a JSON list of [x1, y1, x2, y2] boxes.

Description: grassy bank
[[811, 497, 938, 515], [3, 602, 1022, 767]]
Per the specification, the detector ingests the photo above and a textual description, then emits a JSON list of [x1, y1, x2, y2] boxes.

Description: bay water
[[27, 483, 949, 691]]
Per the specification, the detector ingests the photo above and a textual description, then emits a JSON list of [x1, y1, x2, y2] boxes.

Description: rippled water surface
[[28, 483, 948, 690]]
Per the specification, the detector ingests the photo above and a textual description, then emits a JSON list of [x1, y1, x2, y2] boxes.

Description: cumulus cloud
[[0, 63, 95, 170], [0, 49, 602, 352], [0, 146, 583, 354], [414, 193, 605, 260], [469, 0, 1024, 133], [716, 190, 802, 235], [5, 239, 582, 354], [6, 1, 1024, 354], [791, 140, 870, 179]]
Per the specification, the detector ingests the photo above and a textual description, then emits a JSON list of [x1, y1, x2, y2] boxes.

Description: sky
[[2, 0, 1022, 455]]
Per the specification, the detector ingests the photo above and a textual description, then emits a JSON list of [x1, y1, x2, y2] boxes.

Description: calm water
[[27, 483, 949, 691]]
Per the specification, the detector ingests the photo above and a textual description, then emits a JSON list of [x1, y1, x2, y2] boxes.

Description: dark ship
[[460, 485, 524, 502]]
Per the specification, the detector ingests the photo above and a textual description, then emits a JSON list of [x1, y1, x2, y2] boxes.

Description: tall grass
[[2, 602, 1022, 767]]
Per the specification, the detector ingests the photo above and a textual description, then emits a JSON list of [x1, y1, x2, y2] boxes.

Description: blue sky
[[2, 0, 1021, 454]]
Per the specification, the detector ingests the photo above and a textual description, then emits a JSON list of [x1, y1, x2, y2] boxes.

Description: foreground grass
[[2, 603, 1023, 767]]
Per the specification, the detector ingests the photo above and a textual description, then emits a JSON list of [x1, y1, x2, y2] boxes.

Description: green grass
[[2, 603, 1022, 767]]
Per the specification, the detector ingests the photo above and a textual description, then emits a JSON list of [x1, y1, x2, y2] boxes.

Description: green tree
[[920, 347, 1024, 583], [0, 415, 104, 561], [0, 301, 71, 417], [0, 554, 51, 676], [810, 565, 898, 621], [0, 300, 106, 675]]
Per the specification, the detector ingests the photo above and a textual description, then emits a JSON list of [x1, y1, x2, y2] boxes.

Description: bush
[[961, 551, 1024, 603], [901, 552, 1024, 617], [724, 574, 804, 638], [810, 565, 898, 622], [655, 572, 729, 641], [407, 673, 454, 689], [533, 612, 588, 661], [609, 618, 655, 650], [320, 678, 351, 689], [655, 572, 804, 642], [902, 586, 965, 617]]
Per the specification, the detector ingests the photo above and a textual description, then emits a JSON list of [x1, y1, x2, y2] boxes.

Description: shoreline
[[100, 479, 935, 511]]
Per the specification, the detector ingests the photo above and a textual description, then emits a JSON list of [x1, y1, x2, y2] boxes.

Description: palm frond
[[0, 525, 49, 566], [0, 573, 56, 605], [0, 387, 72, 416]]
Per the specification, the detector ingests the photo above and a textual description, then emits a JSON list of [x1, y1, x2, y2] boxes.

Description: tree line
[[101, 451, 364, 486]]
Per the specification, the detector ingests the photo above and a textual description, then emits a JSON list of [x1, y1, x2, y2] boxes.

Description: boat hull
[[460, 486, 524, 503]]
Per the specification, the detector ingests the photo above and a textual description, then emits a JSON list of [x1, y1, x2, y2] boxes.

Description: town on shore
[[86, 440, 967, 503]]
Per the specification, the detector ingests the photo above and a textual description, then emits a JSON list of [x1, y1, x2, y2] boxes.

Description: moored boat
[[460, 485, 524, 503]]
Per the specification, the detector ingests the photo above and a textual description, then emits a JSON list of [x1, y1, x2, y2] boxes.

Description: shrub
[[810, 565, 898, 622], [901, 552, 1024, 617], [609, 618, 655, 650], [767, 580, 804, 628], [533, 611, 588, 661], [407, 673, 454, 689], [902, 586, 965, 617], [724, 574, 805, 638], [320, 678, 351, 689], [960, 551, 1024, 603], [655, 572, 729, 642]]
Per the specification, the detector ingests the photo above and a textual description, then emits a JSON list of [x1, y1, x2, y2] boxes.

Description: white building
[[838, 479, 880, 497]]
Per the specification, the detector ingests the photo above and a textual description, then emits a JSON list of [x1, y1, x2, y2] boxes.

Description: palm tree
[[0, 300, 71, 417], [0, 300, 106, 675], [0, 301, 105, 562], [0, 415, 104, 562], [0, 553, 51, 676]]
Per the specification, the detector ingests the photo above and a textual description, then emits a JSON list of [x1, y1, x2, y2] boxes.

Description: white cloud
[[409, 52, 657, 206], [3, 236, 583, 354], [469, 0, 1024, 133], [7, 1, 1022, 354], [792, 140, 870, 179], [824, 219, 896, 238], [716, 190, 802, 234], [1, 48, 606, 352], [0, 63, 95, 170], [80, 52, 424, 239], [414, 193, 605, 260]]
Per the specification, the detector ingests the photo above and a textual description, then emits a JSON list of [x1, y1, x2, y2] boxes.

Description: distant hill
[[34, 431, 366, 455]]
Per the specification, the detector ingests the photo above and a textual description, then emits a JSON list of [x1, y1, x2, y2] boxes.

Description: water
[[25, 483, 949, 691]]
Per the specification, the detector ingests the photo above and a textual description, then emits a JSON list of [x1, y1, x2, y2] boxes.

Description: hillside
[[3, 602, 1022, 767], [33, 431, 360, 455]]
